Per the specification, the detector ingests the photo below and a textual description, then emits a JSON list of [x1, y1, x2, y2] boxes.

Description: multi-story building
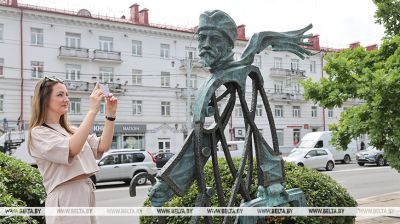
[[0, 0, 363, 153]]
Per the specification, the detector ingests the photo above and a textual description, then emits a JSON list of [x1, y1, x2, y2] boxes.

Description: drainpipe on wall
[[19, 8, 24, 125]]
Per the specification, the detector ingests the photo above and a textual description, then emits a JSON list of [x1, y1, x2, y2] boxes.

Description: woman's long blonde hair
[[28, 78, 74, 148]]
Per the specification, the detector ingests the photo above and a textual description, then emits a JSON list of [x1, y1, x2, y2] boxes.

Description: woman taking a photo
[[28, 76, 118, 224]]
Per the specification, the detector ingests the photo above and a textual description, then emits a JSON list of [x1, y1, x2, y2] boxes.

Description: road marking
[[96, 185, 150, 193], [329, 166, 392, 173], [357, 191, 400, 201]]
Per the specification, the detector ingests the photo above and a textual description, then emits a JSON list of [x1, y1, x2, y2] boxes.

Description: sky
[[19, 0, 385, 48]]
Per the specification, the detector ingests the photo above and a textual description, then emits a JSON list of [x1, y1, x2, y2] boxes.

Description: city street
[[95, 162, 400, 224]]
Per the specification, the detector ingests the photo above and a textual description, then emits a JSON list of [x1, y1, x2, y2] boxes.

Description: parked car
[[91, 149, 157, 185], [284, 148, 335, 171], [356, 146, 387, 166], [296, 131, 357, 164], [154, 152, 175, 168], [216, 141, 246, 158]]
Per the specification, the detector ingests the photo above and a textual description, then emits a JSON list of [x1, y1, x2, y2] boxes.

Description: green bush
[[0, 152, 46, 224], [140, 158, 357, 224]]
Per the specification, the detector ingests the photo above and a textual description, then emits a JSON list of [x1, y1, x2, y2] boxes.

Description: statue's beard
[[199, 49, 221, 67]]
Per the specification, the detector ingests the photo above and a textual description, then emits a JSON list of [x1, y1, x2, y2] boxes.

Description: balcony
[[64, 80, 89, 92], [93, 50, 122, 63], [58, 46, 89, 60], [290, 69, 306, 79], [108, 83, 124, 94], [270, 68, 306, 79], [269, 92, 304, 101], [179, 58, 203, 70], [270, 68, 290, 77]]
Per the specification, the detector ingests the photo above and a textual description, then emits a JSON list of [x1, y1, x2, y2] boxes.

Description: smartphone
[[99, 83, 110, 97]]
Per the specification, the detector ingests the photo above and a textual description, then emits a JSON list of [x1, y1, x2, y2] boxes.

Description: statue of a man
[[148, 10, 312, 210]]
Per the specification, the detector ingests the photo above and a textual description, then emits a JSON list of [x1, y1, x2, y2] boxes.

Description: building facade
[[0, 1, 357, 154]]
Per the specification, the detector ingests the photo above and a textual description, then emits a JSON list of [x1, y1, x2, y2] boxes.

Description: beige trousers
[[45, 178, 97, 224]]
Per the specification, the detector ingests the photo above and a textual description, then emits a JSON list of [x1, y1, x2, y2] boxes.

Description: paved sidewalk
[[355, 192, 400, 224]]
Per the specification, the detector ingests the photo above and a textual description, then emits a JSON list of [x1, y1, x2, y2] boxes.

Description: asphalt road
[[324, 164, 400, 199], [94, 162, 400, 224]]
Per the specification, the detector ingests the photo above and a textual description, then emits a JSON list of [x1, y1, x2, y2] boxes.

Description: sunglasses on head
[[40, 76, 64, 89]]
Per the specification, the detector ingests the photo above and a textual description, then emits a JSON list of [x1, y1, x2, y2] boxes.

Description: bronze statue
[[148, 10, 312, 223]]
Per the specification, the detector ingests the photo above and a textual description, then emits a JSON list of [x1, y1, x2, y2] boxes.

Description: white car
[[284, 148, 335, 171]]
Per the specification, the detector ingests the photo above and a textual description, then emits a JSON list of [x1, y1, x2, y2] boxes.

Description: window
[[189, 74, 197, 88], [161, 72, 170, 87], [132, 69, 142, 85], [0, 24, 3, 42], [253, 55, 261, 67], [235, 104, 243, 117], [274, 57, 282, 68], [315, 140, 323, 148], [99, 67, 114, 83], [317, 149, 328, 156], [99, 36, 113, 51], [0, 58, 3, 76], [311, 106, 317, 118], [310, 60, 316, 73], [187, 102, 194, 116], [158, 138, 171, 152], [274, 81, 284, 93], [132, 40, 142, 56], [275, 105, 283, 117], [328, 109, 333, 118], [293, 106, 301, 118], [293, 129, 301, 145], [65, 64, 81, 81], [0, 95, 3, 112], [185, 47, 197, 59], [160, 44, 170, 58], [68, 98, 81, 114], [132, 100, 142, 115], [31, 61, 44, 78], [161, 101, 170, 116], [123, 135, 144, 149], [101, 154, 120, 165], [277, 129, 284, 146], [305, 150, 317, 157], [291, 59, 299, 71], [293, 82, 300, 93], [65, 32, 81, 48], [99, 102, 105, 115], [31, 28, 43, 46], [256, 105, 263, 117], [122, 153, 145, 163]]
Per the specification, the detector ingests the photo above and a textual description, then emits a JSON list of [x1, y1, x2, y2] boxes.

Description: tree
[[374, 0, 400, 37], [302, 1, 400, 172]]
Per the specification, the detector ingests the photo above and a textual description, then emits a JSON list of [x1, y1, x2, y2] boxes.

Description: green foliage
[[0, 152, 46, 224], [302, 36, 400, 171], [140, 158, 356, 224], [303, 0, 400, 172], [374, 0, 400, 37]]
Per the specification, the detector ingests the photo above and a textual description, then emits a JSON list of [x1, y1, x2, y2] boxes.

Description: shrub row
[[0, 152, 46, 224], [140, 158, 357, 224]]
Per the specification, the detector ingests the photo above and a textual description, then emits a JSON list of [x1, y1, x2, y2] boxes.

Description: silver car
[[91, 149, 158, 185], [356, 146, 387, 166]]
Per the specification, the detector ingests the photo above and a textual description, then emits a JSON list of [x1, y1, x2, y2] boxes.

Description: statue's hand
[[148, 179, 175, 207]]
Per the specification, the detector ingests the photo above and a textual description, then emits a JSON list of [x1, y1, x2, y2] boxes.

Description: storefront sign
[[92, 124, 146, 134]]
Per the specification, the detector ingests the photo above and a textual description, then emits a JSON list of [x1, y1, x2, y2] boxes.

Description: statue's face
[[198, 30, 231, 67]]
